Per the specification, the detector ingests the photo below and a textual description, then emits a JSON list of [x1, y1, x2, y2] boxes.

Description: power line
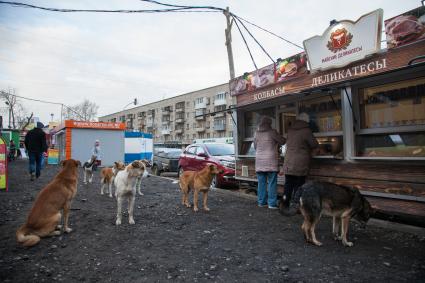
[[0, 90, 85, 120], [233, 16, 258, 70], [233, 14, 304, 50], [0, 1, 215, 13], [233, 16, 275, 64]]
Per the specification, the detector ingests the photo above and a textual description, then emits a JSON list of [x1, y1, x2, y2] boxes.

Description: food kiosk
[[231, 7, 425, 226]]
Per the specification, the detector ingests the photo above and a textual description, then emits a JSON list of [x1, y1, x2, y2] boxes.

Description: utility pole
[[224, 7, 235, 80]]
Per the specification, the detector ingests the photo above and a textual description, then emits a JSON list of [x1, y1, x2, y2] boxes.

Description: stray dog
[[114, 160, 147, 225], [16, 159, 81, 247], [135, 159, 151, 196], [299, 181, 372, 247], [179, 164, 222, 212], [100, 161, 125, 197], [83, 155, 97, 184]]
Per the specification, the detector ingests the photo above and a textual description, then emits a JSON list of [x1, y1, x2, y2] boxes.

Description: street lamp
[[50, 113, 54, 122], [5, 101, 11, 129], [123, 98, 138, 110]]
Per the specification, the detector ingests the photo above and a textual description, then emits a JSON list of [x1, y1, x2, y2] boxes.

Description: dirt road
[[1, 160, 424, 282]]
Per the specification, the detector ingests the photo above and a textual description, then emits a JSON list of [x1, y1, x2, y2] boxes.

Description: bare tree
[[0, 89, 31, 129], [63, 99, 99, 121]]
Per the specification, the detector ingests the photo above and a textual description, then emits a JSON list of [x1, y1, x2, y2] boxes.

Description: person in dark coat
[[24, 122, 48, 181], [254, 116, 286, 209], [280, 112, 318, 216]]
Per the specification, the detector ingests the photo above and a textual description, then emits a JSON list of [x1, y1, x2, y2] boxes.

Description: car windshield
[[205, 143, 234, 156], [167, 150, 182, 158]]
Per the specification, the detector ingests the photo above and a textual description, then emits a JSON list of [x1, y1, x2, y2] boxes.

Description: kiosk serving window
[[299, 95, 343, 157], [356, 78, 425, 157], [240, 107, 275, 156]]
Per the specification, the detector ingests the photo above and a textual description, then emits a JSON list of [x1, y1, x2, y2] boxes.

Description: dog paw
[[193, 207, 199, 212], [56, 224, 63, 230], [203, 207, 210, 212], [109, 194, 113, 198], [333, 235, 342, 241], [129, 219, 135, 225], [343, 241, 354, 247], [64, 227, 72, 233], [101, 192, 104, 195], [115, 219, 122, 225], [313, 241, 323, 247]]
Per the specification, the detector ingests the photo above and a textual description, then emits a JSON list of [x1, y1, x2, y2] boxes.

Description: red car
[[178, 143, 236, 188]]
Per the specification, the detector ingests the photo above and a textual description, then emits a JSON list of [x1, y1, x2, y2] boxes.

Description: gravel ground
[[1, 159, 424, 282]]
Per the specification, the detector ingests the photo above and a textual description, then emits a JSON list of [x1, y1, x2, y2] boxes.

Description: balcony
[[214, 98, 226, 106], [161, 129, 171, 135], [175, 107, 185, 113], [175, 118, 184, 124], [162, 120, 171, 125], [213, 123, 226, 131], [195, 126, 206, 132], [146, 120, 154, 128], [175, 128, 184, 134], [195, 101, 206, 109], [162, 109, 171, 116], [214, 112, 225, 118], [147, 111, 155, 117], [195, 109, 206, 120]]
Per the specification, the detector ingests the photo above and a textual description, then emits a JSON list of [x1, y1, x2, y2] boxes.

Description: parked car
[[178, 143, 236, 188], [152, 149, 182, 176]]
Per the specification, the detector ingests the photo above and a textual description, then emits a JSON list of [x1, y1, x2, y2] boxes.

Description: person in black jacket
[[24, 122, 48, 181]]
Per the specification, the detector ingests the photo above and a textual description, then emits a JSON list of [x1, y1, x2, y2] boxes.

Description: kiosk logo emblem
[[327, 28, 353, 53]]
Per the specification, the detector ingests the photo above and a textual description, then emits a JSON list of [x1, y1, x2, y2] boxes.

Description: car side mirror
[[197, 152, 207, 158]]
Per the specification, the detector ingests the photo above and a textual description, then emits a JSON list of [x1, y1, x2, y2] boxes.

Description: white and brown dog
[[114, 160, 147, 225], [100, 161, 125, 197], [83, 155, 97, 184]]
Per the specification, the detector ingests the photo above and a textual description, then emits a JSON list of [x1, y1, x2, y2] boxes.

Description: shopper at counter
[[254, 116, 286, 209], [280, 112, 318, 216]]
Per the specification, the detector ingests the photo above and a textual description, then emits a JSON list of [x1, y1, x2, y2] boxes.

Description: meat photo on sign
[[385, 6, 425, 48]]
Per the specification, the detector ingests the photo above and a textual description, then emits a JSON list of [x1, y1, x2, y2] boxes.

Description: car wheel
[[178, 167, 184, 178], [210, 176, 218, 190], [152, 165, 160, 176]]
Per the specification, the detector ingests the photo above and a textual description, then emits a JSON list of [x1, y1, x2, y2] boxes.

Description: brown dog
[[179, 164, 221, 212], [100, 161, 125, 197], [16, 159, 81, 247]]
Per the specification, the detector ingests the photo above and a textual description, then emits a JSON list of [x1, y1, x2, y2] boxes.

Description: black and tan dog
[[298, 181, 372, 247], [179, 164, 222, 212]]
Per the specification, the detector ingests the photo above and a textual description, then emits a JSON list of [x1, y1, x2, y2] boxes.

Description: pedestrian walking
[[280, 112, 318, 216], [8, 140, 16, 161], [92, 140, 102, 170], [24, 122, 48, 181], [254, 116, 286, 209]]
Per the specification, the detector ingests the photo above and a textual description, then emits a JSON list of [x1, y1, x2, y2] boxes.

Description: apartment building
[[98, 83, 233, 146]]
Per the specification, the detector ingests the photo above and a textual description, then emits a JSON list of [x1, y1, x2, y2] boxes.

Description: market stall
[[54, 120, 125, 167], [124, 131, 153, 163], [231, 7, 425, 225]]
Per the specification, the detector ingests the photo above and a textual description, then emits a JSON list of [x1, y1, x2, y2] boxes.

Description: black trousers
[[283, 175, 306, 207]]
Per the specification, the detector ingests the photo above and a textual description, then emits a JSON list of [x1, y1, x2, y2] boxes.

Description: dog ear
[[75, 160, 81, 167], [209, 164, 216, 171], [114, 161, 118, 166], [60, 160, 66, 167]]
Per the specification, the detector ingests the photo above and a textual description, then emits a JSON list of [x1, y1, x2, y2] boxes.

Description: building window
[[356, 78, 425, 158], [186, 123, 189, 130], [207, 133, 210, 138], [192, 134, 196, 139], [244, 107, 275, 138]]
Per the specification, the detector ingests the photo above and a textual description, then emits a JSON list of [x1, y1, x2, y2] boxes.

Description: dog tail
[[16, 225, 40, 247]]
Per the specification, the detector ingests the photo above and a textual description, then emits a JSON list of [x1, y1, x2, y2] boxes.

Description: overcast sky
[[0, 0, 420, 124]]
